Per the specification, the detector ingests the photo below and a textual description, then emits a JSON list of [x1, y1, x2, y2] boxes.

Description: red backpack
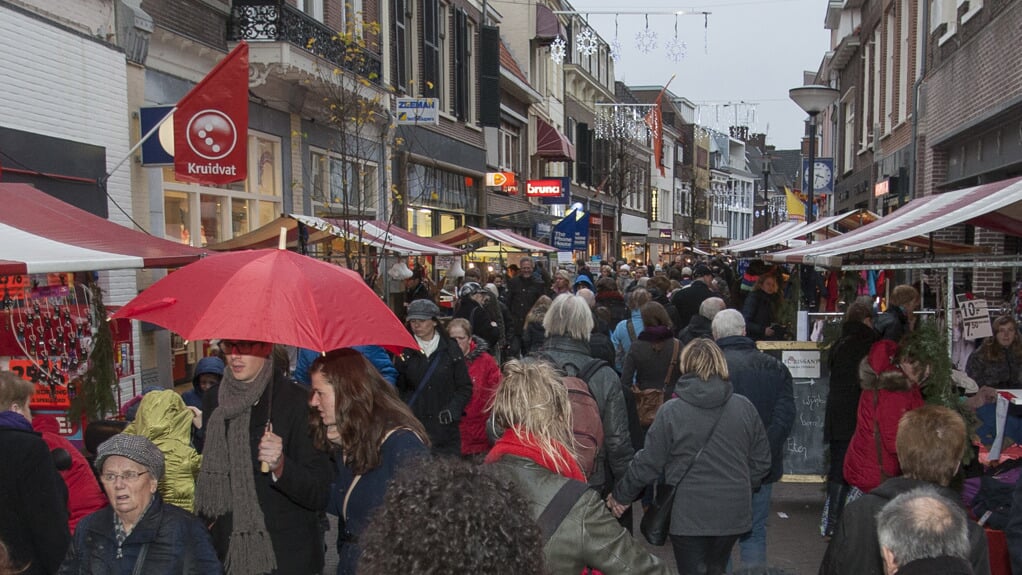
[[558, 358, 608, 479]]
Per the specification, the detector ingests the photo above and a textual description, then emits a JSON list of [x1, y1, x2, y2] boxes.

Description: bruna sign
[[526, 179, 563, 197]]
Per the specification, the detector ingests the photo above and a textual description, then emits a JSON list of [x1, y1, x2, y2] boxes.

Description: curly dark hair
[[357, 457, 547, 575]]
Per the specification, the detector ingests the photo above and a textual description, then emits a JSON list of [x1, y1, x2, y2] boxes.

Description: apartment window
[[297, 0, 323, 21], [422, 0, 440, 98], [310, 151, 379, 216], [872, 28, 881, 144], [885, 10, 895, 134], [393, 0, 410, 92], [861, 41, 871, 151], [453, 8, 470, 120], [162, 133, 282, 246], [340, 0, 364, 35], [498, 123, 522, 173], [439, 3, 450, 110], [466, 19, 476, 123], [899, 0, 910, 125], [843, 95, 855, 173]]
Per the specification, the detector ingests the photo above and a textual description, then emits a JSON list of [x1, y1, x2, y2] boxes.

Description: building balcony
[[228, 0, 382, 84]]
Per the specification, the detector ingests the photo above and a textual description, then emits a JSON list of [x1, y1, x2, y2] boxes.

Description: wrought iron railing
[[229, 0, 382, 84]]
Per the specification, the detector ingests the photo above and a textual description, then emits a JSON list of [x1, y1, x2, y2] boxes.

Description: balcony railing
[[229, 0, 382, 85]]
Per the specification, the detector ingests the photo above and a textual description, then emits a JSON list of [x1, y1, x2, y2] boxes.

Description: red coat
[[843, 360, 924, 493], [32, 415, 108, 532], [460, 338, 502, 455]]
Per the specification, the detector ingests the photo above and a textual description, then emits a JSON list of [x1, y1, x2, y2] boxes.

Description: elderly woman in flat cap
[[59, 434, 222, 574]]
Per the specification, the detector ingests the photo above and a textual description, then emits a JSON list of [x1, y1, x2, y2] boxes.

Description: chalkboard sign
[[758, 342, 830, 478]]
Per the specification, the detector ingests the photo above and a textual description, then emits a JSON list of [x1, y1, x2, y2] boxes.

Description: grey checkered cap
[[95, 433, 165, 480]]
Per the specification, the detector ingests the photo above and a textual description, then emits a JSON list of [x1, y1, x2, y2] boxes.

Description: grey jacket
[[490, 456, 670, 575], [612, 374, 771, 536], [540, 335, 634, 490]]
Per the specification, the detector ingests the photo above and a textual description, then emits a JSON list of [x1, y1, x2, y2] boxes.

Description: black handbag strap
[[669, 401, 727, 490], [538, 480, 589, 545], [407, 351, 443, 408], [131, 543, 150, 575]]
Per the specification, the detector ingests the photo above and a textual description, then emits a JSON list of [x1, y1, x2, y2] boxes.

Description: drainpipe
[[908, 0, 931, 200]]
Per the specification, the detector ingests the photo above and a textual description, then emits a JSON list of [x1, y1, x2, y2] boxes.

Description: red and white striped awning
[[0, 183, 207, 275], [722, 210, 872, 254], [207, 215, 462, 256], [765, 176, 1022, 267], [434, 225, 556, 253]]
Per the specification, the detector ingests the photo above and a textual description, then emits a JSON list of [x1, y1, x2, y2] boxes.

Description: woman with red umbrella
[[195, 341, 332, 575], [395, 299, 473, 456]]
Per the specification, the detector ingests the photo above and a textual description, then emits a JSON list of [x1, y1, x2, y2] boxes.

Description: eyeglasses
[[219, 339, 272, 357], [101, 470, 149, 483]]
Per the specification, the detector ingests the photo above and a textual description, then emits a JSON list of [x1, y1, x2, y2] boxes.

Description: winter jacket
[[123, 390, 202, 513], [522, 321, 547, 355], [678, 314, 713, 345], [671, 278, 713, 329], [652, 293, 683, 335], [896, 557, 975, 575], [824, 321, 877, 443], [874, 306, 910, 343], [594, 291, 628, 327], [0, 412, 70, 575], [717, 335, 795, 484], [539, 335, 634, 490], [182, 356, 224, 409], [460, 337, 502, 455], [58, 493, 222, 575], [742, 289, 780, 340], [329, 429, 428, 575], [395, 332, 473, 456], [507, 275, 548, 336], [965, 345, 1022, 389], [489, 455, 670, 575], [1008, 471, 1022, 575], [294, 346, 398, 386], [612, 374, 771, 536], [201, 375, 332, 575], [32, 415, 107, 533], [454, 297, 500, 350], [819, 477, 989, 575], [620, 336, 682, 400], [842, 359, 925, 493]]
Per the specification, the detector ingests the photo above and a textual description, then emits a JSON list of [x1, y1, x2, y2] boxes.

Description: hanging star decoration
[[576, 27, 599, 57], [635, 27, 657, 54], [610, 39, 623, 61], [665, 15, 686, 62], [550, 36, 567, 64]]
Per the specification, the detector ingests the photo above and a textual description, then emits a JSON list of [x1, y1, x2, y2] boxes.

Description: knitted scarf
[[485, 427, 586, 482], [194, 359, 276, 574], [638, 325, 674, 343]]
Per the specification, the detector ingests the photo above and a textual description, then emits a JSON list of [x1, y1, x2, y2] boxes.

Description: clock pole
[[806, 117, 817, 225]]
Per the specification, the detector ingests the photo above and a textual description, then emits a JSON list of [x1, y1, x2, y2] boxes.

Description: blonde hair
[[890, 284, 920, 308], [490, 359, 576, 474], [679, 338, 730, 381]]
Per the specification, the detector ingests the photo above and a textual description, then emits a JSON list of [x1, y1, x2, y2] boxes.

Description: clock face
[[813, 161, 833, 190]]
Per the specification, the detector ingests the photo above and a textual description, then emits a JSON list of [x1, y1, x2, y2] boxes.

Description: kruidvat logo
[[185, 110, 238, 160]]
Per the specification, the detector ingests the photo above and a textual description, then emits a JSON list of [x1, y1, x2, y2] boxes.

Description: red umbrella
[[111, 249, 416, 353]]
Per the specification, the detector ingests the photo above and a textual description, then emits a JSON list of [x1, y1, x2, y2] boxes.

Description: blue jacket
[[294, 346, 398, 386], [610, 311, 644, 371], [716, 335, 795, 483], [59, 493, 222, 575]]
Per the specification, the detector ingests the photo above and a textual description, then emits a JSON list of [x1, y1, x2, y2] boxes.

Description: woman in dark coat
[[453, 282, 501, 350], [821, 301, 877, 537], [620, 301, 682, 420], [395, 299, 473, 456], [742, 273, 783, 341]]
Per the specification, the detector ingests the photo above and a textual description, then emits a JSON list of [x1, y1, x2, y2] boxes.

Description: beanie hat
[[95, 433, 165, 480]]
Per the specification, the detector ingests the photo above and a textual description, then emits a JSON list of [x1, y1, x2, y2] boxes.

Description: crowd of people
[[1, 254, 1021, 575]]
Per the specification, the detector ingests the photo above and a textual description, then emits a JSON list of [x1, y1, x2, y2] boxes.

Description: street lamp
[[789, 85, 840, 224]]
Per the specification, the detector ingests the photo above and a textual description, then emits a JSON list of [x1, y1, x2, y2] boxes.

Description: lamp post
[[789, 85, 840, 224]]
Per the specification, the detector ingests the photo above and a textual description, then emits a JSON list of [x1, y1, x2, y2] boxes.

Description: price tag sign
[[960, 298, 992, 340]]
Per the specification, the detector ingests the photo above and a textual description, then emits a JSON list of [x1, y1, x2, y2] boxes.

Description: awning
[[765, 176, 1022, 267], [434, 226, 556, 253], [723, 211, 871, 254], [536, 118, 576, 162], [487, 210, 559, 229], [535, 4, 567, 43], [0, 183, 207, 274], [207, 215, 462, 255]]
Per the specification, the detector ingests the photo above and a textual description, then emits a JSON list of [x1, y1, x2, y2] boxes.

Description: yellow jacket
[[124, 390, 202, 512]]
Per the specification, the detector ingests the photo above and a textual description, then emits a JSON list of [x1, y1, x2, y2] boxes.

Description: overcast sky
[[571, 0, 832, 150]]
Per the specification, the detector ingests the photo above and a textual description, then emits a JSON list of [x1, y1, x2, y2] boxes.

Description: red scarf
[[485, 428, 586, 482]]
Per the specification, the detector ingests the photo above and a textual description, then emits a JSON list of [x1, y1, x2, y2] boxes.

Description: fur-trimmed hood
[[464, 335, 490, 362], [858, 355, 912, 391]]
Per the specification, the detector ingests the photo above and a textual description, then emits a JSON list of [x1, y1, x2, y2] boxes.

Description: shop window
[[165, 191, 191, 245], [407, 208, 433, 236], [439, 212, 461, 234], [232, 198, 249, 236], [200, 194, 224, 245]]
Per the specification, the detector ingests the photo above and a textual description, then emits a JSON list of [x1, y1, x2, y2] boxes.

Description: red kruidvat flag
[[174, 42, 249, 185]]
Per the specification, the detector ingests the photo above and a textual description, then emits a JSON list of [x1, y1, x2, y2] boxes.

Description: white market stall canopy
[[0, 183, 207, 275], [433, 226, 556, 253], [207, 215, 463, 256], [764, 176, 1022, 267]]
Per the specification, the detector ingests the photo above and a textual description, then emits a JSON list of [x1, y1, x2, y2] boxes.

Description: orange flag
[[644, 75, 674, 177]]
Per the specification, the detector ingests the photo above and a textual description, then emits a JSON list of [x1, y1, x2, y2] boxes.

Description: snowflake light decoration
[[610, 39, 622, 62], [665, 38, 687, 62], [549, 36, 567, 65], [635, 27, 657, 54], [576, 27, 599, 57]]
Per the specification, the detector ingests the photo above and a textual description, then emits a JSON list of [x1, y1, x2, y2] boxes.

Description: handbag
[[640, 402, 726, 546], [632, 339, 679, 427]]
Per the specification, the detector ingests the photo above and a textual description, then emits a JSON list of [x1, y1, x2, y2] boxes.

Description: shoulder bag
[[632, 339, 679, 427], [640, 402, 727, 546]]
